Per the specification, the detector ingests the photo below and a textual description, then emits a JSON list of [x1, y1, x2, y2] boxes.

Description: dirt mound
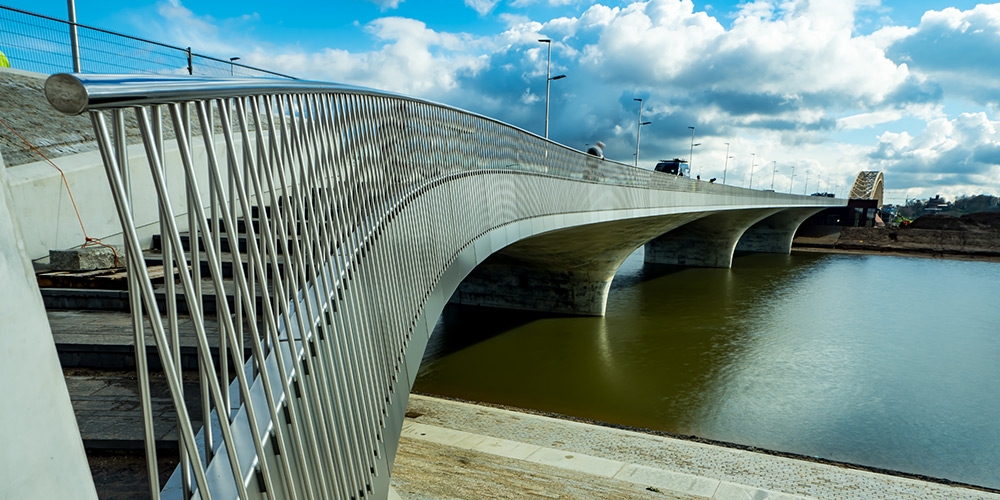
[[908, 214, 968, 231], [961, 211, 1000, 231], [907, 212, 1000, 231]]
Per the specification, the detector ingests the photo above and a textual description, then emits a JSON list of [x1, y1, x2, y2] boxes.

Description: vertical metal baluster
[[379, 97, 407, 378], [206, 101, 230, 423], [353, 95, 390, 433], [225, 98, 248, 384], [313, 93, 373, 496], [329, 92, 379, 488], [340, 94, 384, 467], [231, 96, 333, 500], [218, 96, 312, 498], [256, 94, 346, 498], [315, 93, 371, 493], [93, 110, 214, 500], [181, 100, 284, 499], [292, 95, 353, 497], [145, 104, 251, 499], [153, 104, 192, 499], [110, 108, 161, 500], [175, 105, 216, 490], [369, 96, 404, 408], [260, 96, 329, 496]]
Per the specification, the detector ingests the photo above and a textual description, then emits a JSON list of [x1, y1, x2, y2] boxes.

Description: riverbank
[[390, 394, 1000, 499], [792, 214, 1000, 261]]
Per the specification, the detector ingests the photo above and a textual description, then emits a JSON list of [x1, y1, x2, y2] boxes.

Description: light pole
[[770, 160, 777, 190], [803, 170, 809, 194], [688, 126, 696, 173], [229, 56, 240, 76], [634, 98, 645, 167], [749, 153, 756, 189], [68, 0, 81, 72], [722, 142, 731, 184], [789, 166, 795, 193], [539, 39, 565, 139]]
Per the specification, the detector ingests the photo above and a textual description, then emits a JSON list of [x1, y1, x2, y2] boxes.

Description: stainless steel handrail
[[45, 74, 841, 500]]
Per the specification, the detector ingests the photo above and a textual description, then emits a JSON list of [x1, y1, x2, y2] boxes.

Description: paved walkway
[[390, 394, 1000, 500]]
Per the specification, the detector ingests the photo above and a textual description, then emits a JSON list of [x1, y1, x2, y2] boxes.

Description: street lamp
[[789, 166, 795, 194], [633, 98, 651, 167], [688, 126, 696, 173], [770, 161, 777, 191], [68, 0, 81, 72], [722, 142, 731, 185], [749, 153, 756, 189], [229, 56, 240, 76], [539, 39, 566, 139]]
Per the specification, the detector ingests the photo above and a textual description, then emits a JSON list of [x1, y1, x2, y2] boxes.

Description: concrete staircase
[[41, 212, 266, 499]]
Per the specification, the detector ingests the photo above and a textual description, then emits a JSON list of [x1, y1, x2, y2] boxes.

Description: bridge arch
[[44, 73, 842, 499], [849, 171, 884, 207]]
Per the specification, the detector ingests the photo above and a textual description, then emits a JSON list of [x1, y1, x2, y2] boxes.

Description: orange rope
[[0, 116, 121, 267]]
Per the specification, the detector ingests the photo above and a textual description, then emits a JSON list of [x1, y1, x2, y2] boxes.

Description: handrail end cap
[[45, 73, 88, 115]]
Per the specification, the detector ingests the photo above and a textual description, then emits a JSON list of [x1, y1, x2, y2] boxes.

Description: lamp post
[[749, 153, 756, 189], [688, 126, 696, 173], [803, 170, 809, 194], [67, 0, 81, 72], [722, 142, 731, 184], [789, 166, 795, 193], [633, 98, 650, 167], [539, 39, 566, 139], [771, 160, 777, 191], [229, 56, 240, 76]]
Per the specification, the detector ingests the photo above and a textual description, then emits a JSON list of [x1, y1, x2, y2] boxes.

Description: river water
[[413, 250, 1000, 489]]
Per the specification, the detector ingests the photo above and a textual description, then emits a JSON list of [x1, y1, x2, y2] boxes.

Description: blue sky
[[9, 0, 1000, 203]]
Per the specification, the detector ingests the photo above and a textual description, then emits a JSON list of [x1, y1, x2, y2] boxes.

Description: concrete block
[[49, 245, 124, 271]]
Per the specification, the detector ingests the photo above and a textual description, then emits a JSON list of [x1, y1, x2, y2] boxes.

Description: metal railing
[[0, 5, 294, 78], [44, 73, 838, 499]]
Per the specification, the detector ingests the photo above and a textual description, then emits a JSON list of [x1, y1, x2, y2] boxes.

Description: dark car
[[654, 158, 689, 177]]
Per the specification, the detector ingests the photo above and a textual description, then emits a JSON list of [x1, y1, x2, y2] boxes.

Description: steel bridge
[[2, 73, 842, 499]]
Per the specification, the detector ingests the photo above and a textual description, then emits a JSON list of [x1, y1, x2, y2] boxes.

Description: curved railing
[[46, 74, 840, 500]]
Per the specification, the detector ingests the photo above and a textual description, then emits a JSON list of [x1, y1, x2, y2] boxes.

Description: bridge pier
[[735, 208, 825, 254], [450, 259, 613, 316], [451, 214, 706, 316], [644, 209, 782, 268]]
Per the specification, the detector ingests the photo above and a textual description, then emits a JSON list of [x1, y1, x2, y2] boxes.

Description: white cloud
[[130, 0, 1000, 199], [870, 112, 1000, 198], [884, 3, 1000, 107], [465, 0, 499, 16], [838, 110, 904, 130], [368, 0, 404, 10]]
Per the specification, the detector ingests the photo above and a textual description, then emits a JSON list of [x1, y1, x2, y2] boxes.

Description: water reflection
[[415, 250, 1000, 489]]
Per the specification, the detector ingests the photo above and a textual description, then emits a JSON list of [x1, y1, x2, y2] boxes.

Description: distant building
[[924, 195, 951, 214]]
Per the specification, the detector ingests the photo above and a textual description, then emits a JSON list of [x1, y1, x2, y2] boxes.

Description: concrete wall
[[0, 149, 98, 499], [5, 134, 246, 261]]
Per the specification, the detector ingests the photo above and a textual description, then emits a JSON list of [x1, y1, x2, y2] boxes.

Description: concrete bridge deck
[[391, 394, 1000, 500]]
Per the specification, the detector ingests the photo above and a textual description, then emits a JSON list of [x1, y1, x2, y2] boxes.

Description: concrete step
[[41, 276, 269, 314], [49, 309, 256, 371], [143, 249, 288, 280], [150, 227, 323, 256], [66, 367, 203, 451]]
